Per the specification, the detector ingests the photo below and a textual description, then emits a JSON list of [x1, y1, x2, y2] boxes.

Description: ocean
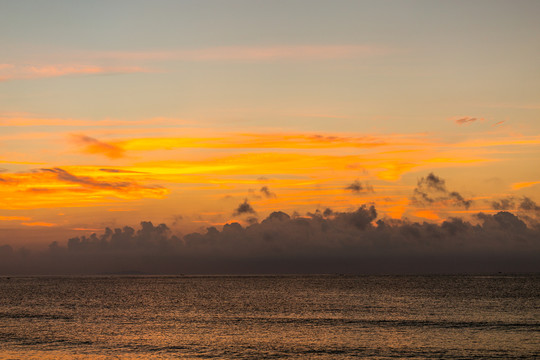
[[0, 275, 538, 359]]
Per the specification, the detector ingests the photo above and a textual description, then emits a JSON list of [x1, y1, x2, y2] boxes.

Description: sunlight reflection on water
[[0, 275, 538, 359]]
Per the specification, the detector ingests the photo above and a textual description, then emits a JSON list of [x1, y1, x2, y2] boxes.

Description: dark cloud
[[334, 205, 377, 230], [260, 186, 277, 198], [491, 197, 515, 210], [234, 199, 256, 216], [491, 196, 540, 213], [41, 168, 132, 189], [345, 180, 374, 193], [412, 173, 472, 209], [1, 204, 538, 275], [39, 167, 162, 192], [448, 191, 473, 209], [518, 197, 540, 212], [421, 173, 446, 192]]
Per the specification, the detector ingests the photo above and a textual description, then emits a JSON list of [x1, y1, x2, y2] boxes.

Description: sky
[[0, 1, 539, 273]]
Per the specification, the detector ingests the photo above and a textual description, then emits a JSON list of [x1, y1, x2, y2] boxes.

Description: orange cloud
[[21, 222, 57, 227], [117, 132, 428, 152], [456, 136, 540, 148], [0, 216, 31, 221], [512, 181, 540, 190], [0, 167, 168, 210], [71, 134, 125, 159]]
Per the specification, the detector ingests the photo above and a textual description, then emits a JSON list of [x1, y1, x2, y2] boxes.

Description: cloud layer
[[1, 204, 538, 275]]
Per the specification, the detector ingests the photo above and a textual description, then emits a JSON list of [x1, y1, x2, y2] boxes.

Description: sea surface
[[0, 275, 538, 359]]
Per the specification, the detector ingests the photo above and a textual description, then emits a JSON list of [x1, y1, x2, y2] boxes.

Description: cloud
[[71, 134, 125, 159], [21, 222, 57, 227], [454, 117, 483, 125], [512, 181, 540, 190], [518, 197, 540, 212], [412, 173, 472, 209], [40, 168, 133, 190], [0, 64, 146, 82], [491, 197, 515, 210], [0, 216, 31, 221], [118, 133, 393, 151], [260, 186, 277, 198], [1, 205, 538, 275], [233, 199, 256, 216], [491, 196, 540, 213], [0, 167, 170, 205], [345, 180, 374, 193]]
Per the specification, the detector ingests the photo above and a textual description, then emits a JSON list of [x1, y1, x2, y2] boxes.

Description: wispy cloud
[[0, 216, 31, 221], [453, 116, 484, 125], [117, 133, 422, 151], [0, 64, 147, 82], [512, 181, 540, 190], [70, 134, 125, 159], [20, 222, 57, 227], [0, 167, 168, 209], [40, 167, 144, 191], [259, 186, 277, 198]]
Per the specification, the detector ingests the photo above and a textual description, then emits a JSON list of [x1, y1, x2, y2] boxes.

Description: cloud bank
[[1, 204, 538, 275]]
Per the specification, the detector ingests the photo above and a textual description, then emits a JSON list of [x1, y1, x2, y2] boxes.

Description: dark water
[[0, 275, 538, 359]]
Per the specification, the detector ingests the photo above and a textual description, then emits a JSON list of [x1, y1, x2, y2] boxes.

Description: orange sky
[[1, 1, 539, 248]]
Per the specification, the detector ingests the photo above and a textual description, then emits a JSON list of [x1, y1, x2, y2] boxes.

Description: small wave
[[208, 315, 540, 331], [0, 312, 73, 320]]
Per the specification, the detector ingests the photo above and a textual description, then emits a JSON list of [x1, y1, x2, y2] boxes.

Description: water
[[0, 275, 538, 359]]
